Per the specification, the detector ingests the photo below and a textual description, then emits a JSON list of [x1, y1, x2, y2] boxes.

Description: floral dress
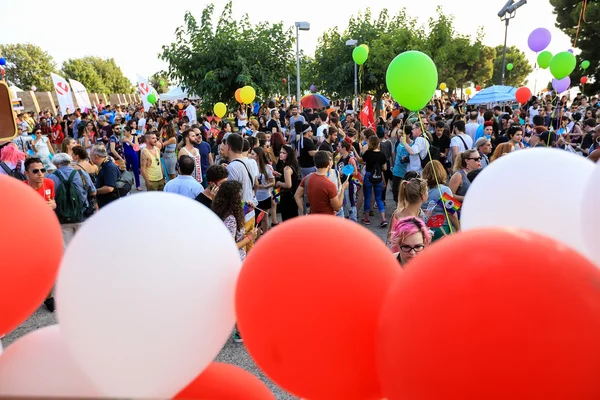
[[224, 215, 246, 261]]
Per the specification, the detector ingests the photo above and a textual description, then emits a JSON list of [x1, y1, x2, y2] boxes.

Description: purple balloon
[[568, 49, 574, 53], [310, 84, 316, 92], [528, 28, 552, 52], [552, 76, 571, 93]]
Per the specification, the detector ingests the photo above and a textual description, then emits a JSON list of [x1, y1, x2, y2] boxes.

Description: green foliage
[[160, 1, 294, 110], [149, 71, 170, 94], [487, 45, 533, 87], [0, 43, 56, 91], [550, 0, 599, 94], [62, 56, 134, 94]]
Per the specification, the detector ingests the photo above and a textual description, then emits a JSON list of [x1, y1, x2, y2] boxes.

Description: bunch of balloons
[[235, 85, 256, 104], [352, 44, 369, 65], [386, 50, 438, 112]]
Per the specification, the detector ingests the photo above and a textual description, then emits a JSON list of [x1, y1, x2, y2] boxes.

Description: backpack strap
[[0, 161, 12, 175], [457, 134, 469, 150], [76, 169, 88, 190]]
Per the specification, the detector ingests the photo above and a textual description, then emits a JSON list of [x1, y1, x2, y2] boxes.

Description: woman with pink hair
[[0, 143, 26, 177], [388, 216, 432, 266]]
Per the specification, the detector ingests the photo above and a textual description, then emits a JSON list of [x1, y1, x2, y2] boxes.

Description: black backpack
[[420, 136, 441, 168], [369, 162, 383, 184], [1, 161, 27, 181], [54, 170, 83, 224]]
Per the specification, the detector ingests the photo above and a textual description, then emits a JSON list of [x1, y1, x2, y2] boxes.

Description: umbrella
[[301, 93, 330, 109], [466, 85, 517, 105]]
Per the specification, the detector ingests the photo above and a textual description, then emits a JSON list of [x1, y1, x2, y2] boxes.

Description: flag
[[359, 96, 375, 129], [351, 176, 363, 189], [136, 74, 158, 112], [272, 187, 281, 203], [50, 73, 75, 114], [438, 193, 462, 214], [69, 79, 92, 112]]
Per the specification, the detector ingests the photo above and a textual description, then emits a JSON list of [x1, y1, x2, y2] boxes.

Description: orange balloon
[[175, 362, 275, 400], [0, 175, 63, 335], [236, 215, 399, 400], [235, 88, 243, 104], [378, 228, 600, 400]]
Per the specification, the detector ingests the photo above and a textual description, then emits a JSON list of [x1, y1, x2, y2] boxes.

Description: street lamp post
[[346, 39, 358, 112], [295, 21, 310, 108], [498, 0, 527, 85]]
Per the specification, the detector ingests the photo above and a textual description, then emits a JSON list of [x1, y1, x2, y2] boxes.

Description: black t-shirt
[[195, 192, 213, 209], [267, 119, 280, 133], [362, 150, 387, 174], [318, 140, 334, 154], [351, 141, 361, 156], [96, 159, 121, 208], [581, 133, 594, 150], [298, 136, 316, 168]]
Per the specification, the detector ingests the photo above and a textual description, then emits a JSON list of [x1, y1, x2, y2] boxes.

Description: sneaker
[[233, 331, 243, 343], [362, 217, 371, 225], [369, 211, 375, 217], [44, 297, 55, 313], [380, 220, 388, 228]]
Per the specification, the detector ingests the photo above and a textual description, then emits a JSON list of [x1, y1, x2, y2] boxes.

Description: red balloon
[[175, 362, 275, 400], [283, 78, 287, 84], [235, 88, 243, 103], [236, 216, 399, 400], [0, 175, 63, 335], [476, 85, 481, 91], [515, 86, 532, 104], [580, 76, 588, 85], [378, 228, 600, 400]]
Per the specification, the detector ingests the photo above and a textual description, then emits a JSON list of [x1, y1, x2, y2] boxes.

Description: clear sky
[[0, 0, 574, 92]]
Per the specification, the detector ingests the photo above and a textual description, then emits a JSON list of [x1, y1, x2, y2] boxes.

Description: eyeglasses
[[30, 168, 46, 174], [399, 244, 425, 253], [468, 157, 482, 161]]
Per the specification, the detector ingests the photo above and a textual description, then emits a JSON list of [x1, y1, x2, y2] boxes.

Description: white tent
[[160, 86, 190, 101]]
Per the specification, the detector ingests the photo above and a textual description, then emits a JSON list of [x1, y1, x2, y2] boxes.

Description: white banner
[[136, 74, 158, 112], [69, 79, 92, 112], [50, 73, 75, 114]]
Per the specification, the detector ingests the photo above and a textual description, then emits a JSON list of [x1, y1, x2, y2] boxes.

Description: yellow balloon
[[440, 83, 447, 91], [240, 86, 256, 104], [465, 88, 472, 95], [214, 102, 227, 118], [360, 44, 370, 54]]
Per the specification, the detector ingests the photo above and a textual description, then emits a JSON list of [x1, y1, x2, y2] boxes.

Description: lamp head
[[295, 21, 310, 31]]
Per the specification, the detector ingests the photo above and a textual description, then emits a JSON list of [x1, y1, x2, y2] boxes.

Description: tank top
[[144, 147, 163, 181], [456, 169, 471, 197], [180, 147, 203, 183]]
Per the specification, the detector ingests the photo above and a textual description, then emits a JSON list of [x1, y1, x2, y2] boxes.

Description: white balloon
[[462, 148, 595, 256], [581, 164, 600, 266], [56, 192, 241, 398], [0, 325, 99, 397]]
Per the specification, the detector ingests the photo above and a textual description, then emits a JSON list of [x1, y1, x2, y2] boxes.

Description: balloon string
[[574, 0, 588, 47], [416, 113, 454, 234]]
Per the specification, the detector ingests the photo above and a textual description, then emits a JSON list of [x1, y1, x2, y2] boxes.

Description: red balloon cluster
[[0, 175, 63, 335], [515, 86, 532, 104], [581, 76, 588, 85], [235, 216, 600, 400]]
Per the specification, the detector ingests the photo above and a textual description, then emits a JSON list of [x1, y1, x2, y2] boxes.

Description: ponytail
[[398, 180, 409, 207]]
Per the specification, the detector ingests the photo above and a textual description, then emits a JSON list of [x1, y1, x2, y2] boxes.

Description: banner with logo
[[69, 79, 92, 112], [50, 73, 75, 114], [136, 74, 158, 112]]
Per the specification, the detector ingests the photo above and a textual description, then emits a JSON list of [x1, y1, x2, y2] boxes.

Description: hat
[[484, 121, 493, 127]]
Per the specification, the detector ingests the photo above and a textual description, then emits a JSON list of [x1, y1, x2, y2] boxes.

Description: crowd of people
[[2, 91, 600, 318]]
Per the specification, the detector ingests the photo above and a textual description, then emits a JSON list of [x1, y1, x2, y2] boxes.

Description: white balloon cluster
[[0, 193, 242, 398], [461, 148, 599, 266]]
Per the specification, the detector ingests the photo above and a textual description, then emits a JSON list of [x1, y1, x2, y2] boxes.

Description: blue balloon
[[0, 58, 6, 66], [342, 164, 355, 176]]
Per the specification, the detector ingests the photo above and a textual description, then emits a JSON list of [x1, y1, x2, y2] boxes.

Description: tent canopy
[[467, 85, 516, 105], [160, 86, 190, 101]]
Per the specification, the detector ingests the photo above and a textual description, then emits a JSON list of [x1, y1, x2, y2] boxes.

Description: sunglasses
[[400, 244, 425, 253], [30, 168, 46, 174], [468, 157, 482, 161]]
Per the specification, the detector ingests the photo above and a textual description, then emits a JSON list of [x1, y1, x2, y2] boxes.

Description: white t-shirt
[[256, 164, 275, 202], [227, 158, 257, 221], [316, 123, 329, 143], [465, 122, 479, 143], [407, 136, 429, 173], [449, 133, 474, 166], [528, 107, 539, 125], [186, 104, 197, 125]]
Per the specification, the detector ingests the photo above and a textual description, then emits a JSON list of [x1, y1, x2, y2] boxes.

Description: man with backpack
[[91, 144, 124, 208], [48, 153, 97, 250]]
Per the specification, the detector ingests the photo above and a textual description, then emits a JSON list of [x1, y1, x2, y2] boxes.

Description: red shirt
[[29, 178, 55, 202], [300, 173, 337, 215], [51, 125, 64, 145]]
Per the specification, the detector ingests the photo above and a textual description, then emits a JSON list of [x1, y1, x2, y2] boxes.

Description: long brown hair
[[252, 146, 269, 177], [490, 143, 513, 162], [212, 181, 244, 233]]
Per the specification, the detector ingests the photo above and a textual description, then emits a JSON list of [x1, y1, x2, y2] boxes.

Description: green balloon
[[581, 60, 590, 70], [537, 51, 553, 69], [549, 51, 576, 80], [147, 93, 157, 105], [352, 46, 368, 65], [506, 63, 514, 71], [160, 80, 165, 86], [386, 50, 438, 112]]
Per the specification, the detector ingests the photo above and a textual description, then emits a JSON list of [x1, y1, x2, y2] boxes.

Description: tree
[[88, 57, 134, 93], [62, 58, 107, 93], [312, 8, 424, 117], [486, 45, 533, 87], [160, 2, 295, 109], [149, 72, 170, 94], [0, 43, 56, 91], [551, 0, 599, 94]]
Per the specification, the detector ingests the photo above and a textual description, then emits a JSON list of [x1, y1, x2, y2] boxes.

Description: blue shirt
[[164, 175, 203, 199], [392, 142, 410, 178], [193, 142, 212, 173]]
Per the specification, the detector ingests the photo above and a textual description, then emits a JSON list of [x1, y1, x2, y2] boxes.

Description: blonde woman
[[448, 149, 481, 202]]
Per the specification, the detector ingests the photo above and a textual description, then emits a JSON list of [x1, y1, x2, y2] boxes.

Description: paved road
[[1, 188, 396, 399]]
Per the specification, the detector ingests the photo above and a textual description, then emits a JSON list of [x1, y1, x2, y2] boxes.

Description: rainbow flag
[[272, 187, 281, 203], [439, 193, 461, 214], [351, 176, 363, 189], [242, 202, 253, 215]]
